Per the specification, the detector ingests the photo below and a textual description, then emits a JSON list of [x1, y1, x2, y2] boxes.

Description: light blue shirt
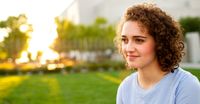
[[116, 68, 200, 104]]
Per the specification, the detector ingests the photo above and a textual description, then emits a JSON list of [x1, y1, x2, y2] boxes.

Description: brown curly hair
[[114, 3, 184, 72]]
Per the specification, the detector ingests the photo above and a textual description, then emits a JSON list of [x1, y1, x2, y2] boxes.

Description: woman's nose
[[126, 41, 136, 52]]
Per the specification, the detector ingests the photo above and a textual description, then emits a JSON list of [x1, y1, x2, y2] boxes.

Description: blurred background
[[0, 0, 200, 104]]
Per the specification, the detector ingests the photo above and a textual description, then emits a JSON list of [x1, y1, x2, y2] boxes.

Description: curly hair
[[114, 3, 184, 72]]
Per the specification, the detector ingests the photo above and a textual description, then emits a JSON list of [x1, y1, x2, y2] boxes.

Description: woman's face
[[121, 21, 157, 69]]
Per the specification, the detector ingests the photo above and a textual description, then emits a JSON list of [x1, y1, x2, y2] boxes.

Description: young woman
[[115, 3, 200, 104]]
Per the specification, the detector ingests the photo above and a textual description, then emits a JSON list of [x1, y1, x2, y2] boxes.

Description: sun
[[16, 18, 59, 64]]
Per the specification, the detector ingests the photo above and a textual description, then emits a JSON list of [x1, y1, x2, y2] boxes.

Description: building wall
[[78, 0, 104, 24], [60, 0, 200, 24], [60, 1, 80, 24], [185, 32, 200, 63], [155, 0, 200, 20]]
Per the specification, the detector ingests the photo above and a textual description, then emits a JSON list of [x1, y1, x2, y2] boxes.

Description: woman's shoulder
[[174, 67, 200, 103], [122, 72, 137, 83], [118, 72, 137, 89], [174, 67, 200, 93], [175, 67, 200, 83]]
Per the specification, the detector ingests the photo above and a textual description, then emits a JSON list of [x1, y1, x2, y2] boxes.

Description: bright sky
[[0, 0, 73, 63]]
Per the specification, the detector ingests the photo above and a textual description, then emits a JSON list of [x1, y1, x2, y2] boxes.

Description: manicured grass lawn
[[0, 69, 199, 104], [0, 72, 119, 104], [185, 69, 200, 80]]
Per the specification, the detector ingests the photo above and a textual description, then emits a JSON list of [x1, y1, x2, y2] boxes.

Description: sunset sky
[[0, 0, 73, 63]]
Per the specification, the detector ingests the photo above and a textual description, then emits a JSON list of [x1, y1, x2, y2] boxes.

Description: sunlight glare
[[0, 0, 73, 64], [16, 51, 29, 64], [19, 24, 29, 32], [40, 49, 59, 65], [0, 28, 9, 42], [27, 18, 59, 64], [17, 17, 59, 64]]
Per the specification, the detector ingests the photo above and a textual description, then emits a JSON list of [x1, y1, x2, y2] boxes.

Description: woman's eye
[[121, 38, 128, 44], [135, 39, 144, 44]]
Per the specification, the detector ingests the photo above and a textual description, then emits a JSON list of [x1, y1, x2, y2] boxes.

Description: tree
[[0, 43, 7, 61], [51, 17, 75, 53], [0, 14, 32, 62], [179, 16, 200, 36], [51, 17, 116, 55]]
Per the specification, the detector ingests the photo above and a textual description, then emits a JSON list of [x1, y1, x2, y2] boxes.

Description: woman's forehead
[[121, 21, 149, 37]]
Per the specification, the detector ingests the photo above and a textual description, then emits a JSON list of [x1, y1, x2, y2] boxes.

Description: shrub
[[73, 61, 125, 72], [179, 16, 200, 36]]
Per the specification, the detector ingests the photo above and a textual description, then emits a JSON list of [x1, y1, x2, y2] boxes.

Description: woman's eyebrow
[[121, 35, 147, 38], [132, 36, 147, 38]]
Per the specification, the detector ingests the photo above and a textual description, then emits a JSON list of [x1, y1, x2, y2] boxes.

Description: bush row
[[0, 61, 125, 75]]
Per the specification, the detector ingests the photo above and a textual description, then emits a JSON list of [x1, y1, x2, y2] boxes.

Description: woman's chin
[[127, 62, 138, 69]]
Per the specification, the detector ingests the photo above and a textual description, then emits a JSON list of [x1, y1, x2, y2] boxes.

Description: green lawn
[[0, 69, 199, 104], [185, 69, 200, 80], [0, 72, 119, 104]]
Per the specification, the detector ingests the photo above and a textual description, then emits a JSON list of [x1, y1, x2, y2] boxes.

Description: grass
[[0, 68, 199, 104], [0, 72, 119, 104], [185, 69, 200, 80]]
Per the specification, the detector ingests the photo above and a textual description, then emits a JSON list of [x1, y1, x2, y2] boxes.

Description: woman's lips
[[127, 55, 139, 60]]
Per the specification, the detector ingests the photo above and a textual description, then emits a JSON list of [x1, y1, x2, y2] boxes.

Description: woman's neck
[[137, 61, 169, 90]]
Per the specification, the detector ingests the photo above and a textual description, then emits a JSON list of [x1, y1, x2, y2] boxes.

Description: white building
[[60, 0, 200, 24]]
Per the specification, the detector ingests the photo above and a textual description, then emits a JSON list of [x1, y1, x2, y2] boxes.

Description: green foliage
[[73, 61, 125, 72], [0, 14, 32, 62], [94, 17, 107, 25], [0, 21, 6, 28], [3, 29, 29, 60], [0, 43, 7, 60], [51, 17, 116, 54], [179, 16, 200, 35]]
